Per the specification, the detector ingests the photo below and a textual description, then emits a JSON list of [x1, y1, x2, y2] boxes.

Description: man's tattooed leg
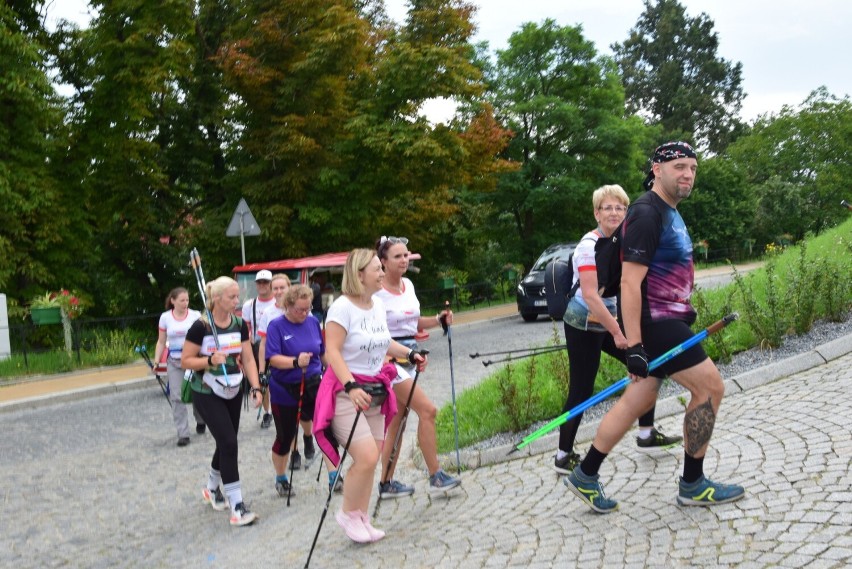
[[684, 397, 715, 456]]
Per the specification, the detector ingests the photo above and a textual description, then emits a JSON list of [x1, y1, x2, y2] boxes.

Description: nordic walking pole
[[189, 248, 230, 385], [305, 410, 362, 569], [469, 344, 566, 359], [507, 313, 739, 455], [373, 350, 429, 518], [136, 345, 171, 408], [287, 368, 307, 507], [441, 301, 462, 476], [481, 345, 564, 367], [842, 199, 852, 211]]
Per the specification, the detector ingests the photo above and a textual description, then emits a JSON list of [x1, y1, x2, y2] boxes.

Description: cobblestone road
[[2, 342, 851, 568]]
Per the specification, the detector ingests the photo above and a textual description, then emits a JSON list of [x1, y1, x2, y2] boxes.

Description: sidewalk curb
[[429, 331, 852, 472], [0, 376, 153, 414]]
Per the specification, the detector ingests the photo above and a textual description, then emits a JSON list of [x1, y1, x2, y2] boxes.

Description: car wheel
[[520, 312, 538, 322]]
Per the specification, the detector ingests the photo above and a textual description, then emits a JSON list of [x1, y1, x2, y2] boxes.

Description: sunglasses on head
[[380, 236, 408, 246]]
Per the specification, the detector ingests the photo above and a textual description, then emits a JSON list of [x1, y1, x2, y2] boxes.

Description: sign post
[[226, 198, 261, 265]]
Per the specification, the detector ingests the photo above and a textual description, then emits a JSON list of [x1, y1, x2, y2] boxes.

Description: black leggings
[[193, 389, 243, 484], [271, 403, 300, 457], [558, 323, 655, 452]]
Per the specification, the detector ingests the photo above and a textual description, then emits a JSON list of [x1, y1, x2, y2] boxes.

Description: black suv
[[516, 242, 577, 322]]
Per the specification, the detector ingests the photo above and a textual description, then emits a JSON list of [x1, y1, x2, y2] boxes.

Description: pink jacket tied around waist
[[314, 362, 399, 467]]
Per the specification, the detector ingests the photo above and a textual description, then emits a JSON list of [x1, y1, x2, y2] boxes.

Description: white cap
[[255, 270, 273, 282]]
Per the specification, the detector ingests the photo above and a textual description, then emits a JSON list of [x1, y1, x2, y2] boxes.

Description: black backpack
[[544, 223, 624, 321]]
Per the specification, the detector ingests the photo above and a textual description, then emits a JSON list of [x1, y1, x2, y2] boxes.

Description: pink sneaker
[[358, 511, 385, 542], [335, 509, 371, 543]]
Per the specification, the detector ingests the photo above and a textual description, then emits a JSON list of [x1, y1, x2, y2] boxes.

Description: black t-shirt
[[185, 315, 249, 382], [621, 191, 696, 324]]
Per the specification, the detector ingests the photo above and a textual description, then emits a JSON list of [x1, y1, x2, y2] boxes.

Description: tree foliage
[[483, 19, 650, 266], [612, 0, 745, 152], [0, 2, 89, 299], [727, 88, 852, 244]]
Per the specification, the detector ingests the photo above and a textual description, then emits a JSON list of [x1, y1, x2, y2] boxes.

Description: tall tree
[[727, 88, 852, 243], [0, 2, 89, 300], [483, 19, 650, 266], [57, 0, 231, 314], [612, 0, 745, 153]]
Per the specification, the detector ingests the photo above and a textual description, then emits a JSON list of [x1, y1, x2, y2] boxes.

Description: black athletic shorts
[[643, 319, 707, 378]]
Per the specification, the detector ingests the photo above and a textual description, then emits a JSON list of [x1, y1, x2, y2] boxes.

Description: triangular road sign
[[226, 198, 261, 237]]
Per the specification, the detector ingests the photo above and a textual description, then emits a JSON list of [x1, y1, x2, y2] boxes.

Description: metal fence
[[8, 313, 159, 373]]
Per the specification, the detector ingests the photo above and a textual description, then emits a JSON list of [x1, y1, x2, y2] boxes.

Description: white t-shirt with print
[[326, 295, 391, 376], [257, 304, 285, 337], [373, 277, 420, 338], [572, 229, 617, 312], [242, 296, 276, 342], [158, 309, 202, 357]]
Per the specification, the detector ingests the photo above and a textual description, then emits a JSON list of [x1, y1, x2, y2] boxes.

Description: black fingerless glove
[[626, 344, 650, 378], [407, 348, 430, 365]]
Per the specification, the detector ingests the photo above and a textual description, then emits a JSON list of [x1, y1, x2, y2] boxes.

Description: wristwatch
[[343, 380, 358, 393], [293, 357, 300, 369], [207, 355, 213, 367]]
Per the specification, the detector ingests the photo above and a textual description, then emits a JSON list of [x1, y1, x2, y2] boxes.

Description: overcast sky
[[47, 0, 851, 123]]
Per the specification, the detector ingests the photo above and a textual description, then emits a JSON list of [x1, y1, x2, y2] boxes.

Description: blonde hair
[[284, 284, 314, 307], [271, 273, 291, 287], [203, 276, 238, 320], [341, 249, 377, 297], [592, 184, 630, 210]]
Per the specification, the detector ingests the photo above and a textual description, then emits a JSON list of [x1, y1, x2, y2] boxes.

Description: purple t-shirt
[[621, 191, 696, 324], [265, 314, 325, 405]]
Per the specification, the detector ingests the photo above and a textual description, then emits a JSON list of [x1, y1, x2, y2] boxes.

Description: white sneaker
[[335, 509, 371, 543], [358, 510, 385, 542], [201, 487, 229, 511], [229, 502, 257, 527]]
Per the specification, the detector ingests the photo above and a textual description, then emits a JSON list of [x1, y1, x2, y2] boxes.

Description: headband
[[643, 141, 697, 190]]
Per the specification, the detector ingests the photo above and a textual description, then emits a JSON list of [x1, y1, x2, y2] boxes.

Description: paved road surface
[[2, 325, 851, 567]]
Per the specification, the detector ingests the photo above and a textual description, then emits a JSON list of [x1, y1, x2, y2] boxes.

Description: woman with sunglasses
[[313, 249, 427, 543], [554, 185, 681, 475], [373, 236, 460, 499]]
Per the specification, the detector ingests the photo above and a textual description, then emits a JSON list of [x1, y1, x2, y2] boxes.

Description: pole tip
[[506, 447, 519, 456]]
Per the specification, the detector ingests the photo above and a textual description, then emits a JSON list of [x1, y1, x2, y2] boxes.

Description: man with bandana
[[564, 141, 745, 512]]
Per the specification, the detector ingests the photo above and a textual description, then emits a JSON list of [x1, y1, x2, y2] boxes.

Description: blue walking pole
[[507, 313, 739, 455]]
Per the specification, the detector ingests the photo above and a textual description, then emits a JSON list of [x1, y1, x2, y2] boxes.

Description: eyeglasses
[[290, 306, 310, 315], [380, 236, 408, 246], [598, 205, 627, 213]]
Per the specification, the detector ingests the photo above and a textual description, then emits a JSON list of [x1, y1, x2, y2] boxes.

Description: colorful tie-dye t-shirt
[[621, 191, 696, 324]]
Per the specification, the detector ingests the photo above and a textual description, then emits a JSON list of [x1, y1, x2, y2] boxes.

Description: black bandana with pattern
[[643, 141, 697, 190]]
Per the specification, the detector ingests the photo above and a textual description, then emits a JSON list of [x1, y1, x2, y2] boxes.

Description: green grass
[[0, 329, 147, 381], [435, 218, 852, 453]]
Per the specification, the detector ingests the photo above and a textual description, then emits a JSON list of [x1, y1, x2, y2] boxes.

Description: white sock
[[637, 427, 653, 439], [556, 450, 569, 460], [223, 481, 243, 512], [207, 468, 222, 491]]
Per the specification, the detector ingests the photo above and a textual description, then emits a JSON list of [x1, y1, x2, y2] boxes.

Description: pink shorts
[[331, 391, 385, 445]]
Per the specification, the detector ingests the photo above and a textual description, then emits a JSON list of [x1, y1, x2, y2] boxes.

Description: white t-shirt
[[326, 295, 391, 376], [241, 296, 276, 342], [572, 229, 617, 312], [158, 309, 202, 357], [373, 277, 420, 338], [257, 304, 285, 337]]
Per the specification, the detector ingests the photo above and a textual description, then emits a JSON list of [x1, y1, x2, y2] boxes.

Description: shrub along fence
[[2, 314, 158, 377]]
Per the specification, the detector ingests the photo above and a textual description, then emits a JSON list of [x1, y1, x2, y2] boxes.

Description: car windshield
[[532, 245, 574, 271]]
